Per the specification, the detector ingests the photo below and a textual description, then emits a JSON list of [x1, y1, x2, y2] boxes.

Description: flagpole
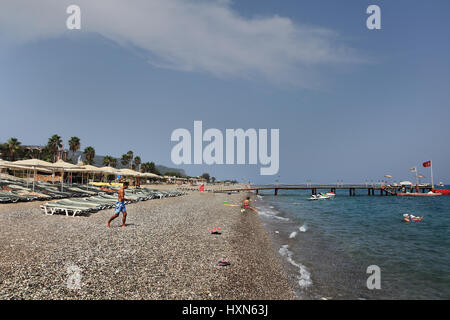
[[415, 166, 418, 186], [431, 160, 434, 189]]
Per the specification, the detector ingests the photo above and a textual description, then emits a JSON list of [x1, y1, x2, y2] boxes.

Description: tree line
[[0, 135, 161, 175]]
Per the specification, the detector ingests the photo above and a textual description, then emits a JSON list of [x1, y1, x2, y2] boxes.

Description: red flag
[[199, 184, 205, 192], [423, 161, 431, 167]]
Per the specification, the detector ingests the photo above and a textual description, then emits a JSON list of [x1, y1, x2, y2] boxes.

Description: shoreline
[[0, 186, 295, 299]]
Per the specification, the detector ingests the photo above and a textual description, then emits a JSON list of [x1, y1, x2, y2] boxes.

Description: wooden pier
[[215, 185, 433, 196]]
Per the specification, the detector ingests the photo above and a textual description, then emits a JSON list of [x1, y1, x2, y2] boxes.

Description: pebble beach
[[0, 187, 295, 300]]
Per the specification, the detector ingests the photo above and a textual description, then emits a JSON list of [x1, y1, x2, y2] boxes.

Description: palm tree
[[134, 156, 141, 171], [126, 150, 134, 169], [68, 137, 81, 163], [102, 155, 115, 167], [141, 162, 150, 173], [5, 138, 22, 161], [110, 158, 117, 168], [201, 173, 210, 182], [120, 154, 129, 168], [83, 146, 96, 165], [47, 134, 63, 162]]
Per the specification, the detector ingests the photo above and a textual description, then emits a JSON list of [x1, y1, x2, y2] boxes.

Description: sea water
[[253, 187, 450, 299]]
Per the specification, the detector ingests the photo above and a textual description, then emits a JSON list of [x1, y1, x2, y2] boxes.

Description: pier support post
[[274, 188, 278, 196], [372, 189, 375, 196], [256, 189, 259, 195], [368, 188, 371, 196]]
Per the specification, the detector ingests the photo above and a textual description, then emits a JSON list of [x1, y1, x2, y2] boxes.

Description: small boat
[[397, 191, 442, 197], [308, 194, 332, 200], [438, 182, 444, 187]]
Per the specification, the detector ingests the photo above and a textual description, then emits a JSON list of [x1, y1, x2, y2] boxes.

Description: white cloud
[[0, 0, 365, 87]]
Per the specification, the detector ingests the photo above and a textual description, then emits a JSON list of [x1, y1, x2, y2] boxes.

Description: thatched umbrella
[[13, 159, 63, 192]]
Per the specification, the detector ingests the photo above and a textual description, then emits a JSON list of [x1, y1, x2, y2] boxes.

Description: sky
[[1, 0, 449, 184]]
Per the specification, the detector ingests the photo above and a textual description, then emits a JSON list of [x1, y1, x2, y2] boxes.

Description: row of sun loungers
[[0, 179, 112, 203], [40, 188, 184, 217], [1, 178, 184, 217]]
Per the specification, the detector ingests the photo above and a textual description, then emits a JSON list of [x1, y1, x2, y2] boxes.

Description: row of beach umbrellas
[[0, 159, 162, 192]]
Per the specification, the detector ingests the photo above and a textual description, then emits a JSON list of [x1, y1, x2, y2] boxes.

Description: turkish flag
[[423, 161, 431, 167], [199, 184, 205, 192]]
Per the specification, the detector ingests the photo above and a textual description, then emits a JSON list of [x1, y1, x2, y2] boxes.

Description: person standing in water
[[242, 196, 258, 213], [107, 181, 131, 227]]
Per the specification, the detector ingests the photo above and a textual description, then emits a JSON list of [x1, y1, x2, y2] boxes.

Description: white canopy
[[399, 181, 413, 185], [142, 172, 162, 179], [117, 168, 142, 177], [80, 165, 104, 173], [100, 166, 120, 175], [54, 159, 84, 170], [13, 159, 61, 169]]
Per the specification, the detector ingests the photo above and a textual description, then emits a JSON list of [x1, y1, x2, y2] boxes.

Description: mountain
[[68, 151, 186, 176]]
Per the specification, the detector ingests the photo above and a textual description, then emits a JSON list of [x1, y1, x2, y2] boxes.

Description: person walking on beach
[[107, 181, 131, 228], [242, 196, 258, 213]]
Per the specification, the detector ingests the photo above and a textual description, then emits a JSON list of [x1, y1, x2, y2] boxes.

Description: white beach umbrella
[[54, 160, 84, 190], [12, 159, 63, 192], [117, 168, 141, 176]]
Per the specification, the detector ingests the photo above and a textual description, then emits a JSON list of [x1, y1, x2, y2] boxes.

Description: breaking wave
[[279, 245, 312, 288]]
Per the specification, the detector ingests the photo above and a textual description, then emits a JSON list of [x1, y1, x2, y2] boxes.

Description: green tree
[[201, 173, 210, 182], [165, 171, 182, 178], [4, 138, 22, 161], [126, 150, 134, 169], [120, 154, 129, 168], [83, 146, 96, 165], [140, 162, 150, 173], [110, 158, 117, 168], [68, 136, 81, 163], [211, 176, 216, 184], [141, 161, 161, 175], [134, 156, 141, 171], [47, 134, 63, 162], [102, 155, 116, 167], [40, 146, 54, 162]]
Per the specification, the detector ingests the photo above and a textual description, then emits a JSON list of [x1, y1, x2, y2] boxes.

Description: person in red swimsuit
[[242, 197, 258, 213]]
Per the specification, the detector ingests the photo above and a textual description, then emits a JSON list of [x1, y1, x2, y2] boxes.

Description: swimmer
[[403, 213, 423, 222], [242, 197, 258, 213]]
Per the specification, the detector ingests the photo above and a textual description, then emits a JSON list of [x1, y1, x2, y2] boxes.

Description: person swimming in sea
[[403, 213, 423, 222], [242, 197, 258, 213]]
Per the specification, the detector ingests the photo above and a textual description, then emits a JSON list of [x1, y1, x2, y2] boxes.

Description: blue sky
[[1, 0, 449, 184]]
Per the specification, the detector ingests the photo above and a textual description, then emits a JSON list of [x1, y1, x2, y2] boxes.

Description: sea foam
[[279, 245, 312, 288]]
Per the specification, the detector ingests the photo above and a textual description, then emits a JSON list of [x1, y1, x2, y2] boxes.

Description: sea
[[253, 185, 450, 300]]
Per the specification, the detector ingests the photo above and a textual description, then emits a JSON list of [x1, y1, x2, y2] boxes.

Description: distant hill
[[68, 151, 186, 176]]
